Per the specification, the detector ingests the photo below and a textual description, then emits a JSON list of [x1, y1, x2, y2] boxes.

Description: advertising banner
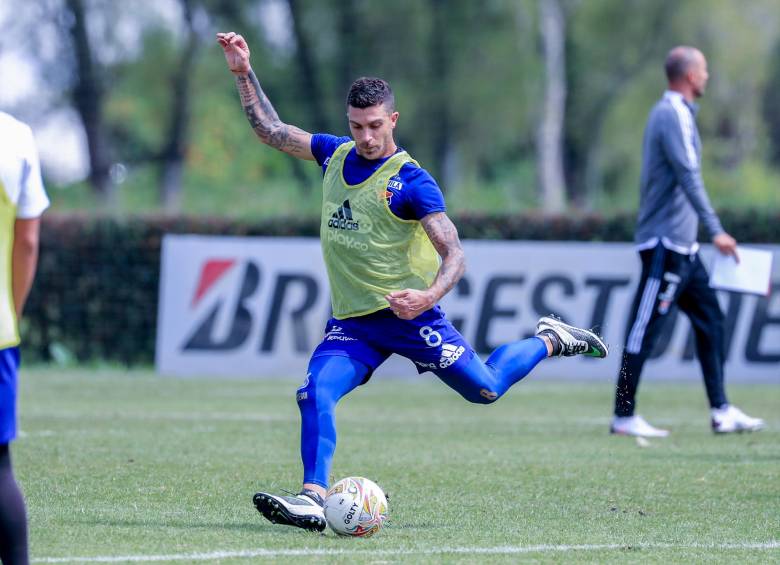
[[156, 235, 779, 381]]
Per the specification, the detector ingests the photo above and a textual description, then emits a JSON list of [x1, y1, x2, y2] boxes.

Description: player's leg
[[612, 245, 679, 436], [438, 317, 608, 404], [393, 306, 605, 404], [0, 444, 28, 565], [253, 355, 370, 532], [297, 355, 372, 491], [0, 347, 27, 565], [677, 255, 728, 409], [253, 318, 385, 531], [435, 337, 548, 404], [677, 255, 764, 433]]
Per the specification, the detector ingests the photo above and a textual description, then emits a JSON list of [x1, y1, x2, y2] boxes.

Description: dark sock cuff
[[299, 488, 325, 507], [538, 329, 561, 356]]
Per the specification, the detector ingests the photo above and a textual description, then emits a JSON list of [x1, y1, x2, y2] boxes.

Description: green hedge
[[22, 209, 780, 365]]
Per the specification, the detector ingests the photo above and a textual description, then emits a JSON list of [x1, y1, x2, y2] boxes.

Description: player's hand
[[216, 32, 251, 74], [385, 289, 435, 320], [713, 232, 739, 263]]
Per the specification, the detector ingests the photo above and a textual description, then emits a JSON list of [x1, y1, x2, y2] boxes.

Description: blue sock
[[297, 356, 370, 488], [437, 337, 548, 404]]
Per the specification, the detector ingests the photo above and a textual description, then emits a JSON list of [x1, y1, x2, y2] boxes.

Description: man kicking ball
[[218, 31, 608, 532]]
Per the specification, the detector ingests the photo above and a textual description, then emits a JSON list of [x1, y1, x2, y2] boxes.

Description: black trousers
[[0, 444, 28, 565], [614, 243, 728, 417]]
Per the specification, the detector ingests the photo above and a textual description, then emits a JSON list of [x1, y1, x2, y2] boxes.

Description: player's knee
[[296, 373, 316, 405], [478, 388, 499, 404], [448, 362, 501, 404], [296, 375, 336, 413], [462, 388, 499, 405]]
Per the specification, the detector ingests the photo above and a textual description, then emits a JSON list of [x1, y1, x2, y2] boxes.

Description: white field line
[[33, 541, 780, 563], [23, 411, 295, 422], [26, 410, 728, 427]]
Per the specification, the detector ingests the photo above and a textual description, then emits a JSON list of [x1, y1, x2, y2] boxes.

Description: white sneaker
[[610, 415, 670, 438], [711, 405, 765, 434]]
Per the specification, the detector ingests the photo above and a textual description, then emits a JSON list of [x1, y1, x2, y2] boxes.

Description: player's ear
[[390, 111, 399, 128]]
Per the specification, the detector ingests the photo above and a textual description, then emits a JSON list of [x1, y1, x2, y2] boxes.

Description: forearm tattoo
[[235, 71, 306, 153], [422, 213, 466, 299]]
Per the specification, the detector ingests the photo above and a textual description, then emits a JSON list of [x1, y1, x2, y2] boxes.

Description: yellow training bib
[[0, 181, 19, 347], [320, 142, 439, 319]]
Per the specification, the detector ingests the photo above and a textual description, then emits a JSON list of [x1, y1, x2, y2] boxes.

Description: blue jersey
[[311, 134, 446, 221]]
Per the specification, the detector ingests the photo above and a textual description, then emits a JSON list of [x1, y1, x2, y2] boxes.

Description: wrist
[[424, 288, 441, 307], [230, 66, 252, 76]]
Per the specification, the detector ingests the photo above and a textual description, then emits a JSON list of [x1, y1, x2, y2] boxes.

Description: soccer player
[[610, 46, 764, 438], [0, 111, 50, 564], [218, 32, 608, 532]]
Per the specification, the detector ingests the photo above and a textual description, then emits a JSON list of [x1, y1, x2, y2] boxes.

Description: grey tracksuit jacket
[[635, 91, 724, 252]]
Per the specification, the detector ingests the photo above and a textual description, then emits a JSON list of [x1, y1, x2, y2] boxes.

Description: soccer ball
[[324, 477, 388, 537]]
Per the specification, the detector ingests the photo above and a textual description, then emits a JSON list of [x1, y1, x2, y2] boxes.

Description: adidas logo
[[327, 199, 360, 231], [439, 343, 465, 369]]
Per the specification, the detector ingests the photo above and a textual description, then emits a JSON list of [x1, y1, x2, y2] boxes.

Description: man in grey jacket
[[610, 46, 764, 437]]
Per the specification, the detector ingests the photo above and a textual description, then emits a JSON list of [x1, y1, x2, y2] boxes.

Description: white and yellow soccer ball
[[324, 477, 388, 537]]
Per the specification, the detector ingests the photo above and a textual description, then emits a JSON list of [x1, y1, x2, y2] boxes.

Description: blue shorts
[[0, 347, 20, 444], [311, 306, 475, 378]]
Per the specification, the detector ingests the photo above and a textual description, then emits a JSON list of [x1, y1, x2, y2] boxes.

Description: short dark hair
[[346, 77, 395, 112], [664, 46, 698, 82]]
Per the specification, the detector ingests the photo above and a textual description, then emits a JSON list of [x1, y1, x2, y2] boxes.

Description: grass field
[[15, 368, 780, 564]]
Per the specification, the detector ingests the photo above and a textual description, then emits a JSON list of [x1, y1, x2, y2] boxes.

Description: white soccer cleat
[[610, 415, 670, 438], [536, 316, 608, 358], [253, 489, 327, 532], [711, 405, 765, 434]]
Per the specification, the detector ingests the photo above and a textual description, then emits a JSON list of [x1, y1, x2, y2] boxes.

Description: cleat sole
[[253, 492, 326, 533]]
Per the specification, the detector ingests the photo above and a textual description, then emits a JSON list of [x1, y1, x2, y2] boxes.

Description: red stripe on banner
[[192, 259, 236, 306]]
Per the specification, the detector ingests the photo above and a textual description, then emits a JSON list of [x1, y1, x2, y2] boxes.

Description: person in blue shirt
[[218, 31, 608, 532], [310, 133, 447, 221]]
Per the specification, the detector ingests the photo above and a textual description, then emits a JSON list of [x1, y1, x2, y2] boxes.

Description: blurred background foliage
[[1, 0, 779, 218], [3, 0, 779, 364]]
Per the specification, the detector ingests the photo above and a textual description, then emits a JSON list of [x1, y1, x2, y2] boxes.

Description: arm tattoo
[[235, 71, 307, 154], [421, 212, 466, 300]]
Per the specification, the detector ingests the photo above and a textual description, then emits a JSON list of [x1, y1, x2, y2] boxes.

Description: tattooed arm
[[234, 71, 314, 159], [217, 32, 314, 160], [385, 212, 466, 320], [420, 212, 466, 301]]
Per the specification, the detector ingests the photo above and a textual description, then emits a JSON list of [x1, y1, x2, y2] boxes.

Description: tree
[[761, 40, 780, 167], [536, 0, 567, 212], [159, 0, 203, 212], [563, 0, 676, 207], [64, 0, 114, 205]]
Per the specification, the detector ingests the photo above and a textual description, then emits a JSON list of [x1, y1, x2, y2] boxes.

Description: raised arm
[[385, 212, 466, 320], [217, 32, 314, 160]]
